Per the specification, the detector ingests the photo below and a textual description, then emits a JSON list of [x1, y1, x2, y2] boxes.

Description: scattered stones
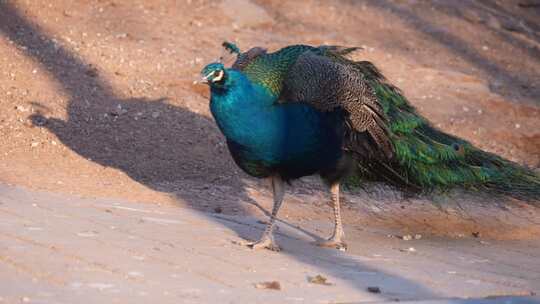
[[15, 105, 29, 112], [395, 234, 421, 240], [401, 234, 413, 241], [110, 104, 127, 117], [115, 33, 129, 39]]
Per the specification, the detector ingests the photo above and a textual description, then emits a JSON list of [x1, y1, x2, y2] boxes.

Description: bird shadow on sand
[[0, 2, 437, 300]]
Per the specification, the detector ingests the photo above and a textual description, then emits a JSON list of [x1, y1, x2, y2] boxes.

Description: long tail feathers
[[346, 60, 540, 202]]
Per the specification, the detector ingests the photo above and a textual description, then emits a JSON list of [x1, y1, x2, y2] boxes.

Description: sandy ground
[[0, 0, 539, 301], [1, 183, 539, 303], [0, 0, 539, 238]]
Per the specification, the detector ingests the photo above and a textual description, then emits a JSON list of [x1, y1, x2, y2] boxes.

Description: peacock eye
[[211, 69, 225, 83]]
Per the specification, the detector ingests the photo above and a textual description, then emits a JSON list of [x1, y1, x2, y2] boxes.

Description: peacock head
[[201, 62, 228, 89]]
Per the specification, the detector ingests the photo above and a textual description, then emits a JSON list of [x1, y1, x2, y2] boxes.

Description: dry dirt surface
[[1, 183, 539, 303], [0, 0, 539, 255]]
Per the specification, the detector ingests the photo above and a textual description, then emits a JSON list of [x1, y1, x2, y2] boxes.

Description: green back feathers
[[240, 45, 314, 96]]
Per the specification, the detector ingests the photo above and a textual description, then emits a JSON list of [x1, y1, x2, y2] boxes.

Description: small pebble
[[33, 116, 48, 126], [400, 247, 416, 252], [254, 281, 281, 290], [308, 274, 332, 286], [15, 105, 29, 112], [367, 286, 381, 293]]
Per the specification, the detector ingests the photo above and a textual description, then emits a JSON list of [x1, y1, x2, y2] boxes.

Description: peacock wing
[[280, 51, 393, 158]]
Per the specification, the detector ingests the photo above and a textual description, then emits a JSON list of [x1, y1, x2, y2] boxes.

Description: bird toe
[[238, 238, 281, 252]]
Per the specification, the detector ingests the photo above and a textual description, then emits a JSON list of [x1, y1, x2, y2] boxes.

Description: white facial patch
[[203, 71, 214, 81], [212, 70, 224, 82]]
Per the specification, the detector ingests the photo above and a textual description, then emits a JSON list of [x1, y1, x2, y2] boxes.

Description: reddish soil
[[0, 0, 539, 240]]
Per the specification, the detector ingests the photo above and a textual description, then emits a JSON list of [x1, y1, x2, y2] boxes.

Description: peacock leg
[[317, 183, 347, 250], [245, 174, 285, 251]]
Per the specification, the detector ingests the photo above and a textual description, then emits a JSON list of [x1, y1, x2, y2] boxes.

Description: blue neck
[[209, 71, 279, 150], [208, 69, 344, 179]]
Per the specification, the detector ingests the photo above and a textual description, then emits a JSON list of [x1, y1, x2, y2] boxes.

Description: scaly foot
[[240, 236, 280, 252]]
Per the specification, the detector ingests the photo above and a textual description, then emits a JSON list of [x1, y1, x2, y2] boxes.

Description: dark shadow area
[[359, 0, 540, 105], [473, 0, 540, 42], [0, 1, 438, 299]]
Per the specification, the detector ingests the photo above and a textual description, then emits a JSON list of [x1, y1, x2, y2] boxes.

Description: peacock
[[201, 42, 540, 251]]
